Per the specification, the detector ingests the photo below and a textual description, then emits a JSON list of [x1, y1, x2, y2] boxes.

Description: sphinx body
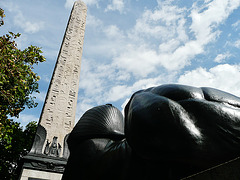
[[63, 84, 240, 180]]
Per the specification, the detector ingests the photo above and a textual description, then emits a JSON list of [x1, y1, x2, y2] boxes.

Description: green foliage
[[0, 120, 37, 179], [0, 8, 45, 120], [0, 8, 44, 179], [0, 32, 46, 119], [0, 8, 5, 26], [0, 8, 45, 121]]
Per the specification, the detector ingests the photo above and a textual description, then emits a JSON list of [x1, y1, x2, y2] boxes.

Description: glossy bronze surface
[[63, 84, 240, 180]]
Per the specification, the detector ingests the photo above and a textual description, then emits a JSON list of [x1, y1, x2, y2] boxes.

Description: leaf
[[0, 19, 45, 120], [0, 9, 44, 178]]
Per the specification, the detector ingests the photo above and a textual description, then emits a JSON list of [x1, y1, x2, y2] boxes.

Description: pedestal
[[19, 153, 67, 180]]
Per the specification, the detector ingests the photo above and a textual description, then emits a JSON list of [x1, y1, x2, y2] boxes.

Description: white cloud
[[170, 0, 240, 69], [159, 40, 204, 71], [113, 0, 240, 77], [103, 25, 125, 39], [13, 12, 45, 34], [86, 13, 103, 28], [129, 1, 187, 42], [214, 52, 231, 63], [114, 44, 159, 77], [32, 91, 47, 102], [65, 0, 75, 9], [14, 113, 39, 128], [225, 39, 240, 49], [78, 59, 106, 98], [110, 2, 189, 76], [106, 85, 130, 102], [103, 3, 188, 78], [76, 55, 176, 118], [190, 0, 240, 42], [75, 0, 240, 119], [232, 20, 240, 30], [105, 0, 125, 13], [178, 64, 240, 97], [81, 0, 240, 84], [80, 68, 171, 104], [233, 39, 240, 48], [84, 20, 127, 59], [78, 58, 130, 103], [159, 39, 180, 53], [105, 72, 176, 103], [75, 98, 94, 123], [18, 114, 39, 123], [2, 2, 44, 34]]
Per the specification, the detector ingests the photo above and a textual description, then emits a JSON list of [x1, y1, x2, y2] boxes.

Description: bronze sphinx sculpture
[[62, 84, 240, 179]]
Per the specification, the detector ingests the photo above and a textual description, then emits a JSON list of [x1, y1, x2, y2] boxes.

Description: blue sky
[[1, 0, 240, 126]]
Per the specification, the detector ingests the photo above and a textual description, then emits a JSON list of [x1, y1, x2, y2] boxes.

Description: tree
[[0, 8, 45, 121], [0, 8, 44, 179], [0, 8, 5, 26], [0, 120, 37, 179]]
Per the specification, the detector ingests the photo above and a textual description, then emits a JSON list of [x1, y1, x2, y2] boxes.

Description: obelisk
[[19, 1, 87, 179]]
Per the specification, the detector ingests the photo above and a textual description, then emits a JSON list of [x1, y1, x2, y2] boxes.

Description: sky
[[1, 0, 240, 127]]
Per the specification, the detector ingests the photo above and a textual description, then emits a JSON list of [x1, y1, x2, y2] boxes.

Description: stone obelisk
[[19, 1, 87, 179]]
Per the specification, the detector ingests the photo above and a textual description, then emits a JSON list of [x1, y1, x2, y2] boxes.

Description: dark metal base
[[182, 157, 240, 180], [21, 153, 67, 174]]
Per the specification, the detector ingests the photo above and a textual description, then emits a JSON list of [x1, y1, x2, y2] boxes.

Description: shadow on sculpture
[[62, 84, 240, 180], [30, 124, 47, 154]]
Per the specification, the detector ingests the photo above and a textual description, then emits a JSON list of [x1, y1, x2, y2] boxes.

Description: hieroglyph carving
[[44, 136, 62, 157], [38, 1, 87, 158]]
